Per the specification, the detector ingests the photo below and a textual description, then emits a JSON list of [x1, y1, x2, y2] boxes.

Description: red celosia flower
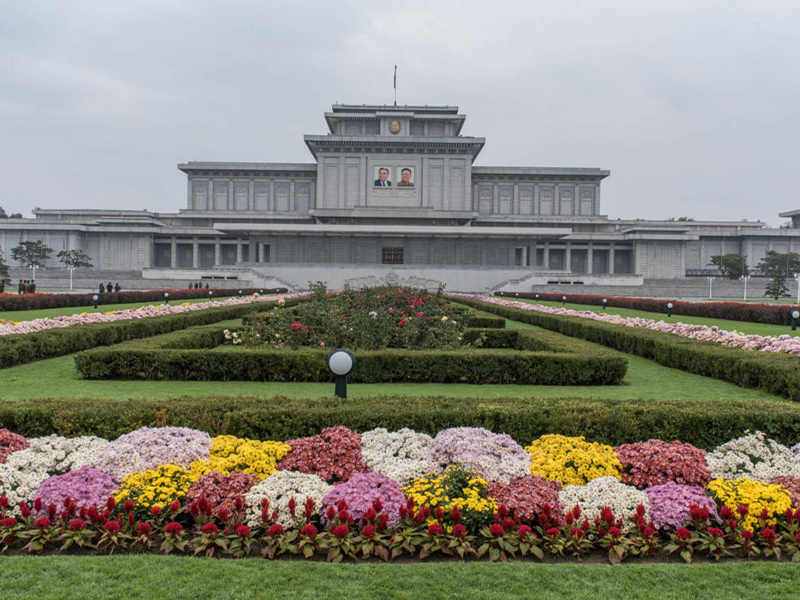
[[433, 507, 444, 521], [675, 527, 691, 540], [104, 521, 120, 533], [150, 506, 162, 517], [501, 518, 515, 531], [570, 528, 585, 539], [235, 525, 251, 537], [233, 497, 245, 513], [34, 498, 43, 512], [707, 527, 724, 537], [138, 522, 152, 536], [1, 517, 17, 528], [123, 500, 135, 513], [325, 505, 336, 522], [450, 507, 462, 524], [428, 523, 443, 536], [643, 527, 655, 538], [518, 525, 532, 537], [362, 525, 377, 539], [267, 524, 284, 538], [719, 506, 733, 520], [608, 527, 621, 538], [301, 524, 318, 539], [453, 524, 467, 541], [288, 497, 297, 518], [489, 523, 505, 537], [761, 528, 776, 543], [106, 497, 115, 512], [35, 517, 51, 529], [546, 527, 560, 537], [741, 530, 754, 540], [165, 522, 182, 535], [737, 504, 749, 516], [759, 508, 770, 521], [19, 502, 30, 519], [377, 513, 389, 531], [332, 525, 349, 538], [372, 499, 383, 513], [217, 508, 230, 523], [169, 500, 181, 513], [201, 523, 219, 535], [68, 519, 86, 532], [0, 497, 8, 509]]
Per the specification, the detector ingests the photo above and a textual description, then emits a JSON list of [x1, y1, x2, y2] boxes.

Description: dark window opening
[[382, 247, 404, 265]]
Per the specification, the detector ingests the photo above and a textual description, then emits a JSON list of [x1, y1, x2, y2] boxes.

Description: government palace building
[[2, 103, 799, 293]]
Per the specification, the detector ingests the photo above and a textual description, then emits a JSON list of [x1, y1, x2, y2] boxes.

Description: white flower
[[559, 477, 649, 533], [245, 471, 332, 528], [706, 431, 800, 481], [361, 428, 433, 486]]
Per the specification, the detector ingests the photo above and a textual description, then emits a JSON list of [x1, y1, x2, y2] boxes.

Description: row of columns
[[537, 241, 620, 274], [168, 236, 248, 268]]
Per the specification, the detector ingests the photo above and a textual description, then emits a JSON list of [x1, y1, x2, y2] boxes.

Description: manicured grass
[[524, 299, 800, 338], [0, 556, 797, 600]]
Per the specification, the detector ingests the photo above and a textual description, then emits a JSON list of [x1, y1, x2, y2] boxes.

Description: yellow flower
[[707, 478, 791, 530], [525, 434, 621, 485]]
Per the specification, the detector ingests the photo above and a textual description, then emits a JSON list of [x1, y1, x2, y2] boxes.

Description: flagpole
[[393, 65, 397, 106]]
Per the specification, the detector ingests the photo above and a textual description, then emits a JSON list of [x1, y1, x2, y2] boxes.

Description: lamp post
[[666, 302, 673, 318], [602, 298, 607, 312], [562, 295, 566, 306], [67, 265, 75, 291], [328, 348, 356, 399], [792, 310, 800, 332], [534, 294, 539, 302], [209, 290, 213, 300], [92, 294, 99, 309], [706, 276, 714, 300], [740, 275, 751, 302], [164, 292, 169, 306]]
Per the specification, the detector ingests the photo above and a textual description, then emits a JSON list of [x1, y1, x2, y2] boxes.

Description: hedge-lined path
[[0, 556, 797, 600], [0, 320, 784, 403]]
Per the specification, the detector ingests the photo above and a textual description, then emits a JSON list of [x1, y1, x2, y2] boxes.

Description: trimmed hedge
[[2, 396, 800, 449], [458, 297, 800, 400], [0, 288, 288, 312], [74, 325, 627, 385], [503, 291, 800, 325], [0, 297, 306, 369]]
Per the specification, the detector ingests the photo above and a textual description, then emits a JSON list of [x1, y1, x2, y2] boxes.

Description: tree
[[0, 206, 23, 219], [757, 251, 800, 300], [709, 254, 749, 280], [58, 249, 93, 269], [11, 241, 54, 280]]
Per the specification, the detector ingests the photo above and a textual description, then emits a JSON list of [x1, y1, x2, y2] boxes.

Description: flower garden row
[[3, 425, 800, 561], [500, 291, 800, 326], [454, 294, 800, 357]]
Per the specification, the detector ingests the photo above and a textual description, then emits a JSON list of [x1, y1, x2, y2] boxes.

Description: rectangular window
[[382, 247, 404, 265]]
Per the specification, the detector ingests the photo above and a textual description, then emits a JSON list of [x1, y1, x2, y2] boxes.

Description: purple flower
[[321, 472, 406, 528], [34, 466, 118, 513], [645, 482, 720, 530]]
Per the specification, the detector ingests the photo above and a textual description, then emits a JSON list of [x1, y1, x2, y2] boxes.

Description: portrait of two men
[[374, 167, 414, 188]]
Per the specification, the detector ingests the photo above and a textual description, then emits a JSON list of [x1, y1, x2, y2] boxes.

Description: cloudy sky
[[1, 1, 797, 226]]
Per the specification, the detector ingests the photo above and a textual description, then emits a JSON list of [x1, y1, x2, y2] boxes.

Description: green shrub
[[2, 396, 799, 449], [456, 297, 800, 401]]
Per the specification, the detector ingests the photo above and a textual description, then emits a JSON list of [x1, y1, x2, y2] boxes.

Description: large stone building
[[1, 103, 799, 292]]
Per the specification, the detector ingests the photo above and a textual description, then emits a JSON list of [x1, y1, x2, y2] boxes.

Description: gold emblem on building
[[389, 119, 401, 134]]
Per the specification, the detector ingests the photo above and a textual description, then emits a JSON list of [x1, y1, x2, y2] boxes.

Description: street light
[[328, 348, 356, 399], [92, 294, 99, 309], [602, 298, 607, 312], [740, 275, 751, 302], [164, 292, 170, 306], [209, 290, 213, 300], [706, 276, 715, 300], [792, 310, 800, 332], [562, 295, 567, 306], [666, 302, 673, 318]]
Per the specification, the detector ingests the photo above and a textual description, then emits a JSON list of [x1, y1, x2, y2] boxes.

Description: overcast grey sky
[[1, 1, 797, 225]]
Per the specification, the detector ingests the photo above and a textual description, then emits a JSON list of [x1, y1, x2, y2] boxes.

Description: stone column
[[170, 236, 177, 269], [609, 243, 616, 274], [543, 243, 550, 270], [214, 238, 221, 266], [587, 243, 594, 274], [565, 243, 572, 272], [236, 239, 242, 263], [192, 237, 199, 269]]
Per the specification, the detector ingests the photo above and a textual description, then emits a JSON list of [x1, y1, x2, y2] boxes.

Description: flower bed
[[1, 425, 800, 562]]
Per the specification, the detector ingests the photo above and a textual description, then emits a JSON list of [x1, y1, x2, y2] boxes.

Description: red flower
[[235, 525, 251, 537], [301, 524, 318, 539], [761, 528, 776, 543], [737, 504, 749, 516], [570, 528, 585, 539], [267, 524, 284, 538], [608, 527, 621, 538], [19, 502, 30, 519], [123, 500, 135, 513], [217, 509, 230, 523], [546, 527, 561, 537], [106, 497, 115, 512], [377, 513, 389, 531], [428, 523, 443, 536], [201, 523, 219, 535], [759, 508, 770, 521], [104, 521, 120, 533], [451, 507, 462, 524], [137, 522, 152, 536], [675, 527, 691, 540], [489, 523, 505, 537], [741, 530, 754, 540], [288, 497, 297, 518], [362, 525, 377, 539], [233, 497, 245, 513], [325, 505, 336, 522], [34, 498, 43, 512], [643, 527, 655, 538], [165, 522, 182, 535], [719, 505, 733, 520], [433, 507, 444, 521], [452, 524, 467, 541], [34, 517, 51, 529], [372, 499, 383, 513], [332, 525, 349, 538], [518, 525, 532, 537], [169, 500, 181, 513], [0, 496, 8, 509], [706, 527, 724, 537], [150, 506, 162, 517], [1, 517, 17, 528]]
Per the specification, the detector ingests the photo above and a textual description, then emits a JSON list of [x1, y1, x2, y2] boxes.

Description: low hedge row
[[0, 297, 305, 369], [458, 297, 800, 400], [501, 291, 800, 325], [2, 396, 800, 449], [0, 288, 288, 312], [74, 324, 627, 385]]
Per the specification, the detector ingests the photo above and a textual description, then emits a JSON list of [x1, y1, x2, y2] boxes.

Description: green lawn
[[0, 556, 796, 600], [520, 299, 800, 338]]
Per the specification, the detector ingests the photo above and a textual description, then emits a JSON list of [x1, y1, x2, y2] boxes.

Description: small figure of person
[[374, 167, 392, 187], [106, 282, 113, 293], [18, 280, 24, 294], [99, 282, 105, 294], [29, 280, 36, 293], [204, 282, 209, 289], [397, 168, 414, 188], [114, 283, 121, 293]]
